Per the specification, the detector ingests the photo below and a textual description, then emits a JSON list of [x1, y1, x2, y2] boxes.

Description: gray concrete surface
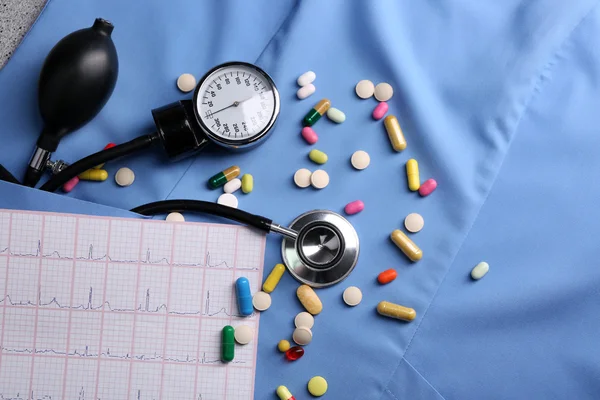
[[0, 0, 46, 69]]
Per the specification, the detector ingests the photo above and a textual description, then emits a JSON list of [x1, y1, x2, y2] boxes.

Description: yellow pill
[[406, 159, 420, 191], [241, 174, 253, 194], [390, 229, 423, 262], [278, 340, 291, 353], [297, 284, 323, 315], [308, 149, 328, 165], [263, 263, 286, 293], [384, 115, 407, 151], [377, 301, 416, 321], [78, 169, 108, 181]]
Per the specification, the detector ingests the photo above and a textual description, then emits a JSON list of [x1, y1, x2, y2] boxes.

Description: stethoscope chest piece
[[282, 210, 359, 288]]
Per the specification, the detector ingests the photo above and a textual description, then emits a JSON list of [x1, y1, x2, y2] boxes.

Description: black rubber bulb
[[24, 18, 119, 187]]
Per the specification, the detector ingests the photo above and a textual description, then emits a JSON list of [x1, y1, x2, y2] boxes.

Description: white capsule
[[297, 71, 316, 87], [297, 84, 316, 100], [471, 262, 489, 280], [223, 178, 242, 194], [217, 193, 238, 208]]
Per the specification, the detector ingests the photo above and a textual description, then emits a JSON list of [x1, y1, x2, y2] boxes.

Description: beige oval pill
[[374, 82, 394, 101], [355, 80, 375, 99], [177, 73, 196, 93], [297, 285, 322, 315], [292, 326, 313, 346], [326, 107, 346, 123], [294, 311, 315, 329], [310, 169, 329, 189], [471, 262, 489, 280], [294, 168, 312, 188]]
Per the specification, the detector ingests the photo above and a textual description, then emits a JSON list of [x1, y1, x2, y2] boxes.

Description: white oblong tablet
[[223, 178, 242, 194], [355, 80, 375, 99], [404, 213, 424, 233], [297, 84, 316, 100], [166, 212, 185, 222], [326, 107, 346, 123], [177, 73, 196, 93], [471, 262, 489, 280], [292, 327, 313, 346], [310, 170, 329, 189], [234, 325, 253, 345], [297, 71, 316, 87], [342, 286, 362, 306], [374, 82, 394, 102], [252, 291, 272, 311], [217, 193, 238, 208], [294, 168, 312, 188], [115, 167, 135, 187], [294, 312, 315, 329], [351, 150, 371, 170]]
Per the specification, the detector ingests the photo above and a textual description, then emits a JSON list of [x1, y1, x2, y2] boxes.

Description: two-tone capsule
[[208, 166, 241, 189], [390, 229, 423, 262], [406, 159, 420, 191], [221, 325, 235, 362], [303, 99, 331, 127], [263, 264, 285, 293], [377, 301, 416, 322], [384, 115, 407, 152], [276, 386, 296, 400], [235, 277, 253, 316]]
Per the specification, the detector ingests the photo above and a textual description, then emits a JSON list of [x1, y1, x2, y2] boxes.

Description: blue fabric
[[1, 0, 600, 398]]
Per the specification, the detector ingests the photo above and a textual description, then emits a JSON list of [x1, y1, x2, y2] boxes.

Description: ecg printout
[[0, 209, 266, 399]]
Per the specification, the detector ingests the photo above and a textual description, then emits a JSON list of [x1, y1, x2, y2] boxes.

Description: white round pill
[[234, 325, 253, 345], [297, 84, 316, 100], [374, 82, 394, 102], [471, 262, 489, 280], [404, 213, 425, 233], [351, 150, 371, 170], [294, 312, 315, 329], [223, 178, 242, 194], [292, 327, 313, 346], [177, 73, 196, 93], [115, 167, 135, 187], [217, 193, 238, 208], [342, 286, 362, 306], [310, 170, 329, 189], [297, 71, 316, 87], [166, 212, 185, 222], [252, 291, 272, 311], [294, 168, 312, 188], [355, 80, 375, 99]]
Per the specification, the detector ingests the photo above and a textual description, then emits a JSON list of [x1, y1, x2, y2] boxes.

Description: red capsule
[[378, 269, 397, 284], [285, 346, 304, 361]]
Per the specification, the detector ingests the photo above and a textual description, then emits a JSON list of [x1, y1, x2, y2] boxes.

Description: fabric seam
[[402, 357, 447, 400]]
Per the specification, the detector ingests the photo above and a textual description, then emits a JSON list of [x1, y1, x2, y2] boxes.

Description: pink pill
[[62, 176, 80, 193], [301, 127, 318, 144], [344, 200, 364, 215], [372, 102, 389, 120], [419, 179, 437, 197]]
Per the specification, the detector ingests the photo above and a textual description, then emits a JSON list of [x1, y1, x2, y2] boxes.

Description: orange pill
[[377, 269, 397, 284]]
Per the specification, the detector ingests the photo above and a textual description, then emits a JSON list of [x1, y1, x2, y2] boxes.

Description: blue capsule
[[235, 277, 253, 316]]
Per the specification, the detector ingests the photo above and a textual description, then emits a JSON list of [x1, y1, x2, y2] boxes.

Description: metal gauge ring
[[193, 62, 280, 150]]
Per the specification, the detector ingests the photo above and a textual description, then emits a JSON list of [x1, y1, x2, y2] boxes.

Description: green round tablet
[[308, 376, 328, 397]]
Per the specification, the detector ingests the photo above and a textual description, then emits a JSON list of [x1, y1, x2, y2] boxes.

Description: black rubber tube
[[131, 200, 274, 234], [40, 133, 158, 192], [0, 164, 20, 184]]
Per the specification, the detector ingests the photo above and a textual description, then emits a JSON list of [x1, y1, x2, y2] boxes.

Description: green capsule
[[302, 99, 331, 127], [221, 325, 235, 362], [208, 166, 240, 189]]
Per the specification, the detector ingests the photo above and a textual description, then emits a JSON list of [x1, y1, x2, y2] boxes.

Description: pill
[[471, 262, 489, 280], [208, 165, 241, 189], [390, 229, 423, 262], [94, 143, 116, 169], [297, 84, 316, 100], [292, 327, 313, 346], [374, 82, 394, 101], [377, 301, 416, 322], [372, 102, 389, 120], [115, 167, 135, 187], [303, 99, 331, 127], [406, 159, 420, 191], [404, 213, 424, 233], [234, 325, 253, 345], [377, 269, 397, 284], [294, 168, 312, 188], [263, 263, 286, 293], [297, 70, 316, 87], [294, 312, 315, 329], [217, 193, 238, 209], [351, 150, 370, 170], [342, 286, 362, 306], [177, 73, 196, 93], [308, 149, 328, 165], [277, 385, 296, 400], [166, 212, 185, 222], [221, 325, 235, 362], [310, 170, 329, 189], [301, 127, 318, 144], [252, 291, 272, 311], [419, 178, 437, 197], [344, 200, 364, 215], [78, 169, 108, 181], [297, 284, 323, 315], [223, 178, 242, 194], [62, 176, 80, 193], [355, 79, 375, 99], [326, 107, 346, 123], [384, 115, 407, 152], [278, 340, 291, 352], [307, 376, 328, 397], [235, 277, 253, 316], [241, 174, 253, 194], [285, 346, 304, 361]]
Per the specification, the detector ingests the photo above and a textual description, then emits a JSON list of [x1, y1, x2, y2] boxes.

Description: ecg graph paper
[[0, 209, 266, 400]]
